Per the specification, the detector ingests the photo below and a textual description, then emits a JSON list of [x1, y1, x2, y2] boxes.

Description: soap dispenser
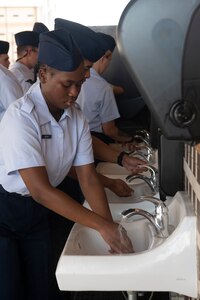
[[117, 0, 200, 198]]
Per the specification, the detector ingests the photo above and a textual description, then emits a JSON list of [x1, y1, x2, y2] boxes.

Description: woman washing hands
[[0, 29, 138, 300]]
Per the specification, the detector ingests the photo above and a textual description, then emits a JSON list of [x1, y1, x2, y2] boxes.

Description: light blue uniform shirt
[[0, 65, 23, 121], [0, 83, 94, 195], [10, 61, 35, 93], [77, 68, 120, 132]]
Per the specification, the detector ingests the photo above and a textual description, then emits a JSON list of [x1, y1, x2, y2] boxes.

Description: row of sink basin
[[56, 146, 198, 298]]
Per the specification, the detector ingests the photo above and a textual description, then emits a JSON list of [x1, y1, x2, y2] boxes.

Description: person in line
[[0, 40, 23, 121], [0, 29, 143, 300], [32, 21, 50, 83], [76, 31, 134, 144], [55, 17, 110, 80], [54, 19, 141, 158], [52, 18, 146, 300], [33, 21, 49, 34], [54, 18, 135, 200], [10, 30, 40, 93], [0, 40, 10, 69], [54, 19, 146, 189]]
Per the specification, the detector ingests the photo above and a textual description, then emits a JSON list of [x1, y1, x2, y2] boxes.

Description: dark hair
[[17, 45, 38, 56]]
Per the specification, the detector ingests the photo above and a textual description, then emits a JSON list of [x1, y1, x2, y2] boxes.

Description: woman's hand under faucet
[[122, 155, 147, 174], [99, 222, 134, 254], [102, 176, 133, 197]]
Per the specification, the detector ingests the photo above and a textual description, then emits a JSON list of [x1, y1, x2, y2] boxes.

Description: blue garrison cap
[[0, 41, 9, 54], [15, 31, 39, 47], [38, 29, 83, 72], [54, 18, 109, 62], [33, 22, 49, 34], [96, 32, 116, 52]]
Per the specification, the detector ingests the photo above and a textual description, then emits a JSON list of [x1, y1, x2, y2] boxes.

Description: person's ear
[[26, 48, 32, 56], [38, 65, 47, 83]]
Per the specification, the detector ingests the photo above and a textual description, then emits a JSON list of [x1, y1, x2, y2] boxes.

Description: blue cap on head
[[0, 40, 9, 54], [15, 31, 40, 47], [38, 29, 83, 72], [33, 22, 49, 34], [54, 18, 109, 62], [96, 32, 116, 52]]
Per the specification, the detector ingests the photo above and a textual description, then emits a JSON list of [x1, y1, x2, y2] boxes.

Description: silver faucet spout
[[140, 196, 169, 238], [126, 174, 157, 193], [129, 151, 149, 162], [134, 135, 151, 148], [121, 204, 169, 238], [143, 165, 158, 179], [135, 130, 150, 143], [141, 145, 153, 155], [125, 165, 159, 194], [121, 208, 164, 237]]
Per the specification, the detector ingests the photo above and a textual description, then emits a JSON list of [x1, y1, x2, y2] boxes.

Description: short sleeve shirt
[[0, 83, 94, 195], [77, 68, 120, 132], [0, 65, 23, 121]]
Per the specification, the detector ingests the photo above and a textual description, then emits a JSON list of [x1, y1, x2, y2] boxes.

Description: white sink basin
[[64, 218, 156, 256], [104, 184, 155, 203], [96, 162, 154, 179], [96, 162, 158, 203], [83, 200, 156, 221], [56, 192, 198, 298], [96, 162, 133, 175]]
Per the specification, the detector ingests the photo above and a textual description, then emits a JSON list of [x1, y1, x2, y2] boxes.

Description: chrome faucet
[[134, 134, 151, 148], [139, 144, 153, 156], [135, 130, 150, 143], [125, 165, 159, 194], [121, 196, 169, 238], [129, 151, 149, 162], [129, 150, 152, 162]]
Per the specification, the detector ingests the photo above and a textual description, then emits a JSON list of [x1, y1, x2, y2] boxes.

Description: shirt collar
[[12, 61, 33, 73], [21, 82, 73, 125]]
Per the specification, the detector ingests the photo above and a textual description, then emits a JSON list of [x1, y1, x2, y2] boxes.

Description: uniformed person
[[10, 30, 39, 93], [0, 29, 135, 300], [52, 19, 146, 300], [55, 18, 110, 79], [0, 40, 10, 69], [33, 21, 49, 34], [54, 19, 136, 145], [32, 22, 49, 83], [0, 40, 23, 121]]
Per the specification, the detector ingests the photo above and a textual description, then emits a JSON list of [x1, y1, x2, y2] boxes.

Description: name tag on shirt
[[42, 134, 52, 139]]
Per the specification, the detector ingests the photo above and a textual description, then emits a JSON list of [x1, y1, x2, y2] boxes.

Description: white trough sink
[[56, 192, 198, 298]]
